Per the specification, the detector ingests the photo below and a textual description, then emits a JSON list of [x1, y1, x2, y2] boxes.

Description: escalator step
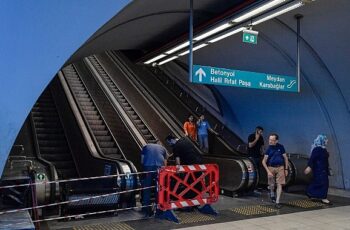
[[101, 148, 119, 155], [134, 120, 142, 124], [93, 130, 109, 136], [89, 124, 106, 131], [80, 101, 93, 106], [40, 146, 70, 153], [37, 133, 65, 139], [85, 114, 101, 120], [87, 119, 103, 125], [38, 140, 67, 147], [77, 97, 91, 102], [81, 105, 96, 111], [144, 135, 153, 140], [40, 153, 72, 161], [83, 110, 98, 115], [35, 128, 63, 134], [96, 136, 112, 142], [137, 124, 146, 129], [141, 129, 149, 135], [99, 141, 115, 148]]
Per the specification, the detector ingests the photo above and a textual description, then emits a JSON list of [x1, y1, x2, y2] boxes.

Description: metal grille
[[177, 211, 215, 224], [73, 222, 134, 230], [231, 205, 277, 216], [287, 199, 325, 208]]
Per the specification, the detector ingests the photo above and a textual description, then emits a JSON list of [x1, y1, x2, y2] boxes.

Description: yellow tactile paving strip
[[177, 211, 216, 224], [286, 199, 325, 208], [73, 222, 134, 230], [231, 205, 278, 216]]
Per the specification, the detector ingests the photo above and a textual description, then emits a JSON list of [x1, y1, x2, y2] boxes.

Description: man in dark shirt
[[165, 135, 203, 165], [165, 135, 203, 201], [248, 126, 265, 169], [262, 133, 289, 209]]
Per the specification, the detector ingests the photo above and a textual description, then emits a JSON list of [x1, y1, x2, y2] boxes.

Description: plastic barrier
[[158, 164, 219, 213]]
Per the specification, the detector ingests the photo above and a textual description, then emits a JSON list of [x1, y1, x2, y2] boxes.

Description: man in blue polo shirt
[[141, 142, 168, 217], [262, 133, 289, 209]]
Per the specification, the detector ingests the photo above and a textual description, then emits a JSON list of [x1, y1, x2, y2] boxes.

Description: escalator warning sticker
[[104, 164, 112, 176]]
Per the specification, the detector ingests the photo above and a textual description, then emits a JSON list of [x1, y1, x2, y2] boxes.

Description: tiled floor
[[179, 205, 350, 230]]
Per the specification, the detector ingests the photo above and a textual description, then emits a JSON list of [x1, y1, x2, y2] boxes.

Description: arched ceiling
[[68, 0, 260, 63]]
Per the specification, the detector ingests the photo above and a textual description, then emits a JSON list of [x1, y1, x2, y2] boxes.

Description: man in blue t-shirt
[[196, 114, 211, 153], [140, 142, 168, 217], [262, 133, 289, 209]]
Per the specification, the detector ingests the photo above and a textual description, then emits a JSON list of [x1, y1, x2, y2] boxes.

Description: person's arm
[[175, 157, 180, 165], [262, 155, 273, 177], [248, 133, 260, 148], [305, 148, 317, 174], [183, 122, 188, 136], [283, 153, 289, 176]]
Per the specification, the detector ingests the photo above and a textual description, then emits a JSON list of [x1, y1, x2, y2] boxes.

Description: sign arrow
[[195, 68, 206, 82]]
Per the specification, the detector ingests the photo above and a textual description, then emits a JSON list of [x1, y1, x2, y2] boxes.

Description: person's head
[[165, 134, 178, 146], [268, 133, 279, 146], [255, 126, 264, 135], [188, 115, 194, 122], [199, 114, 205, 120], [313, 134, 328, 148]]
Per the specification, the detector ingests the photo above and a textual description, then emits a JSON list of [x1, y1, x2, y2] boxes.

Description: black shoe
[[275, 203, 282, 209], [270, 196, 276, 203]]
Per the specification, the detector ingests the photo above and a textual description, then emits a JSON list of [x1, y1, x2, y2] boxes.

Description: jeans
[[198, 134, 208, 153]]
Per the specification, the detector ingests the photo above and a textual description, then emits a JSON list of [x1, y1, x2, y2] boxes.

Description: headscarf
[[311, 134, 328, 152]]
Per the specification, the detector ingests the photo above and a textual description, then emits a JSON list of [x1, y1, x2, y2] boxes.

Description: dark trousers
[[141, 165, 159, 211]]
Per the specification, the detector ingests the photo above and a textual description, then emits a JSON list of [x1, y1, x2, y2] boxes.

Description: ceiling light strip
[[165, 41, 190, 54], [179, 43, 208, 56], [144, 54, 167, 64], [208, 27, 245, 43], [232, 0, 286, 23], [194, 23, 232, 41], [252, 1, 304, 25], [158, 56, 179, 65]]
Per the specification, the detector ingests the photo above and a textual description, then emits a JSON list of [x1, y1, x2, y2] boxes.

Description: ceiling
[[68, 0, 261, 63]]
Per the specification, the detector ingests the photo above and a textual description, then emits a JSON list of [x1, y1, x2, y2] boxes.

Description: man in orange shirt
[[183, 115, 197, 142]]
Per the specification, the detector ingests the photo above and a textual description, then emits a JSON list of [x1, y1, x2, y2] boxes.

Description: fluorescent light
[[158, 56, 179, 65], [209, 27, 245, 43], [252, 1, 304, 25], [165, 41, 190, 54], [194, 23, 232, 41], [144, 54, 167, 64], [179, 43, 208, 56], [232, 0, 286, 23]]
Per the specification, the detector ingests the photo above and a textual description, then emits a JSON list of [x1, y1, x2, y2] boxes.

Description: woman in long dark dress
[[304, 134, 331, 204]]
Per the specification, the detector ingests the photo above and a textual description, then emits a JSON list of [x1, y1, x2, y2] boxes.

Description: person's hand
[[304, 166, 312, 175], [267, 171, 273, 177], [255, 132, 260, 140], [285, 169, 289, 176]]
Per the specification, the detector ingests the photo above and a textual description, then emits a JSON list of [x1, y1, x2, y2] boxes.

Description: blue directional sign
[[192, 65, 298, 92]]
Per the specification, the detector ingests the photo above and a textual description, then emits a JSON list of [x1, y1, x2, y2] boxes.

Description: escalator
[[87, 52, 254, 193], [86, 55, 158, 144], [61, 64, 123, 159], [31, 88, 78, 179]]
